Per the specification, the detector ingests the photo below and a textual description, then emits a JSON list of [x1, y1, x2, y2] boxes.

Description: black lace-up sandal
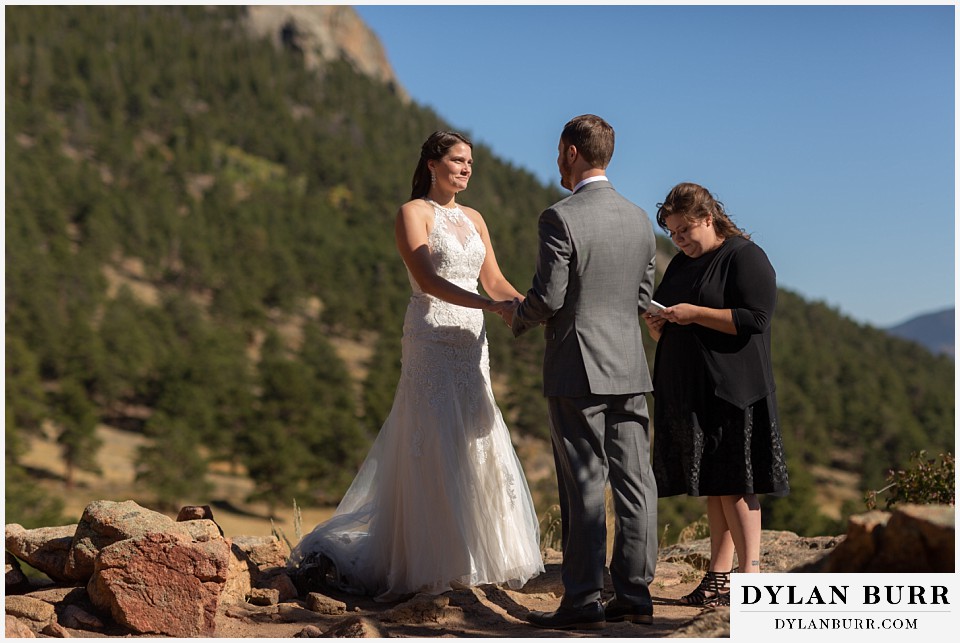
[[678, 569, 731, 606]]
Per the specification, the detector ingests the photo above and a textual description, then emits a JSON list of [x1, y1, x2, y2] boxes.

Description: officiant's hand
[[642, 309, 667, 341]]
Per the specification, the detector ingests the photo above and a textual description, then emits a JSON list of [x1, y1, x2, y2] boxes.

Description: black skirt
[[652, 325, 790, 498]]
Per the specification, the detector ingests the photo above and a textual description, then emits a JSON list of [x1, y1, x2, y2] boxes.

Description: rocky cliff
[[243, 5, 408, 101]]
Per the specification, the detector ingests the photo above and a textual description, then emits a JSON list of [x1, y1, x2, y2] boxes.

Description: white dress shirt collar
[[573, 175, 609, 193]]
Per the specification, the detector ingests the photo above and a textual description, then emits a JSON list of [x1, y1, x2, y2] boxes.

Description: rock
[[231, 535, 290, 581], [41, 622, 72, 637], [758, 531, 841, 572], [668, 606, 730, 637], [814, 511, 887, 572], [295, 624, 324, 637], [5, 615, 36, 638], [223, 604, 260, 620], [379, 593, 450, 624], [259, 571, 298, 602], [177, 505, 224, 537], [6, 551, 28, 593], [222, 536, 289, 606], [58, 605, 104, 631], [244, 5, 405, 99], [322, 615, 386, 638], [248, 588, 280, 606], [64, 500, 219, 580], [661, 529, 839, 573], [4, 595, 56, 624], [178, 519, 223, 542], [5, 524, 77, 583], [277, 602, 320, 622], [874, 503, 954, 572], [176, 505, 215, 522], [87, 531, 231, 637], [221, 541, 254, 606], [22, 586, 87, 607], [804, 503, 954, 573], [305, 592, 346, 615]]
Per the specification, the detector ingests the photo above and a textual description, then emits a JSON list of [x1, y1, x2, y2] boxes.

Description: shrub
[[864, 451, 955, 510]]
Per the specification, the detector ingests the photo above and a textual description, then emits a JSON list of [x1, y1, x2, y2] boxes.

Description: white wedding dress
[[289, 199, 544, 601]]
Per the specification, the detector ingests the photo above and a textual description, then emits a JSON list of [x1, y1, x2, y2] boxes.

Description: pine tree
[[135, 412, 212, 512], [53, 379, 102, 488]]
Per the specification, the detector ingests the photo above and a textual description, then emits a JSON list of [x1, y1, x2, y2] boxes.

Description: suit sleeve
[[512, 208, 572, 337], [730, 243, 777, 335], [638, 255, 656, 311]]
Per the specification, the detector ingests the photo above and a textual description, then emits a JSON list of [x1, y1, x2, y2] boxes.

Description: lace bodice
[[407, 199, 486, 293], [404, 199, 487, 336]]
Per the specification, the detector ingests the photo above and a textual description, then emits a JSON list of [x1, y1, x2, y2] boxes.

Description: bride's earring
[[430, 172, 436, 186]]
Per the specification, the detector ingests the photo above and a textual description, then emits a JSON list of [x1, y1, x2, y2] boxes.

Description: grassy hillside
[[5, 6, 953, 541]]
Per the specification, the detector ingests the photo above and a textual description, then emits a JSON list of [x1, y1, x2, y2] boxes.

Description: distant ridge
[[886, 307, 954, 358]]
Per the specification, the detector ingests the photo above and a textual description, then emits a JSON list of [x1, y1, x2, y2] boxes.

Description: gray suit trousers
[[547, 392, 657, 609]]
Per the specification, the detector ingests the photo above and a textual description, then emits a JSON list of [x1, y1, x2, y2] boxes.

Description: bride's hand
[[487, 299, 518, 326]]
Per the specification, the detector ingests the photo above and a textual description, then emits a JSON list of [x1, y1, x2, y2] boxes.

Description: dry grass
[[17, 424, 334, 540]]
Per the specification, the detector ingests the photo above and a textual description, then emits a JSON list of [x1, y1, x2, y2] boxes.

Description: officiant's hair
[[411, 131, 473, 199], [656, 182, 750, 241], [561, 114, 615, 169]]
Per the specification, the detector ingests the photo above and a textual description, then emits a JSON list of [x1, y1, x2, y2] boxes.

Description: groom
[[508, 114, 658, 629]]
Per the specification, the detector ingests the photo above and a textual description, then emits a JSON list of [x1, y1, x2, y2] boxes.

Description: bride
[[288, 131, 544, 601]]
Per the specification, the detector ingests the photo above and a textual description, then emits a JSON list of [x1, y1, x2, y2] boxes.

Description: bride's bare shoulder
[[397, 198, 433, 220]]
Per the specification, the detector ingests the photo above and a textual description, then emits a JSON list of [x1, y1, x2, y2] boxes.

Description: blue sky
[[354, 3, 955, 328]]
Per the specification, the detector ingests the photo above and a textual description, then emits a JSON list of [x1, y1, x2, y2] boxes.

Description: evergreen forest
[[5, 6, 954, 540]]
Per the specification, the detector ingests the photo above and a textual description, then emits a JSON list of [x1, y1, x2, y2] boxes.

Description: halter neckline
[[425, 197, 462, 214]]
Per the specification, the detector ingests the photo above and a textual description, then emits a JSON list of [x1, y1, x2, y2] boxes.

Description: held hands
[[486, 298, 521, 327]]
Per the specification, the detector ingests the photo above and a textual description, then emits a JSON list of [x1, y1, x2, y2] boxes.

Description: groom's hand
[[498, 298, 520, 327], [486, 299, 514, 326], [494, 299, 520, 326]]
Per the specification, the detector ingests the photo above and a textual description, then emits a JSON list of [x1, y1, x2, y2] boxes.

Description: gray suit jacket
[[513, 180, 656, 397]]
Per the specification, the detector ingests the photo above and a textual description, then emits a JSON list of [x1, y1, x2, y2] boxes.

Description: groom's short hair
[[561, 115, 615, 169]]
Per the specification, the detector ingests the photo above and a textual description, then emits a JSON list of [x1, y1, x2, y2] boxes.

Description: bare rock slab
[[814, 503, 954, 573], [5, 615, 37, 638], [5, 524, 77, 583], [4, 595, 56, 625], [87, 531, 231, 637], [305, 591, 346, 615], [322, 615, 386, 638], [230, 535, 290, 580], [41, 621, 72, 638]]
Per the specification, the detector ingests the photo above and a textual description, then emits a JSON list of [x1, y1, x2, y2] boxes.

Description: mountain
[[243, 5, 408, 101], [886, 308, 954, 358], [5, 5, 954, 540]]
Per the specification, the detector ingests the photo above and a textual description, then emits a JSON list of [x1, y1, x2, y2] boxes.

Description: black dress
[[652, 235, 789, 498]]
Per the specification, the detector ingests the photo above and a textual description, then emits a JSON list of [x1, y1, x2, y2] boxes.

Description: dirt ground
[[212, 556, 727, 638]]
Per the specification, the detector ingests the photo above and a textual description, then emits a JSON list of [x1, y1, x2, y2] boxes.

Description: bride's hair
[[411, 131, 473, 199]]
